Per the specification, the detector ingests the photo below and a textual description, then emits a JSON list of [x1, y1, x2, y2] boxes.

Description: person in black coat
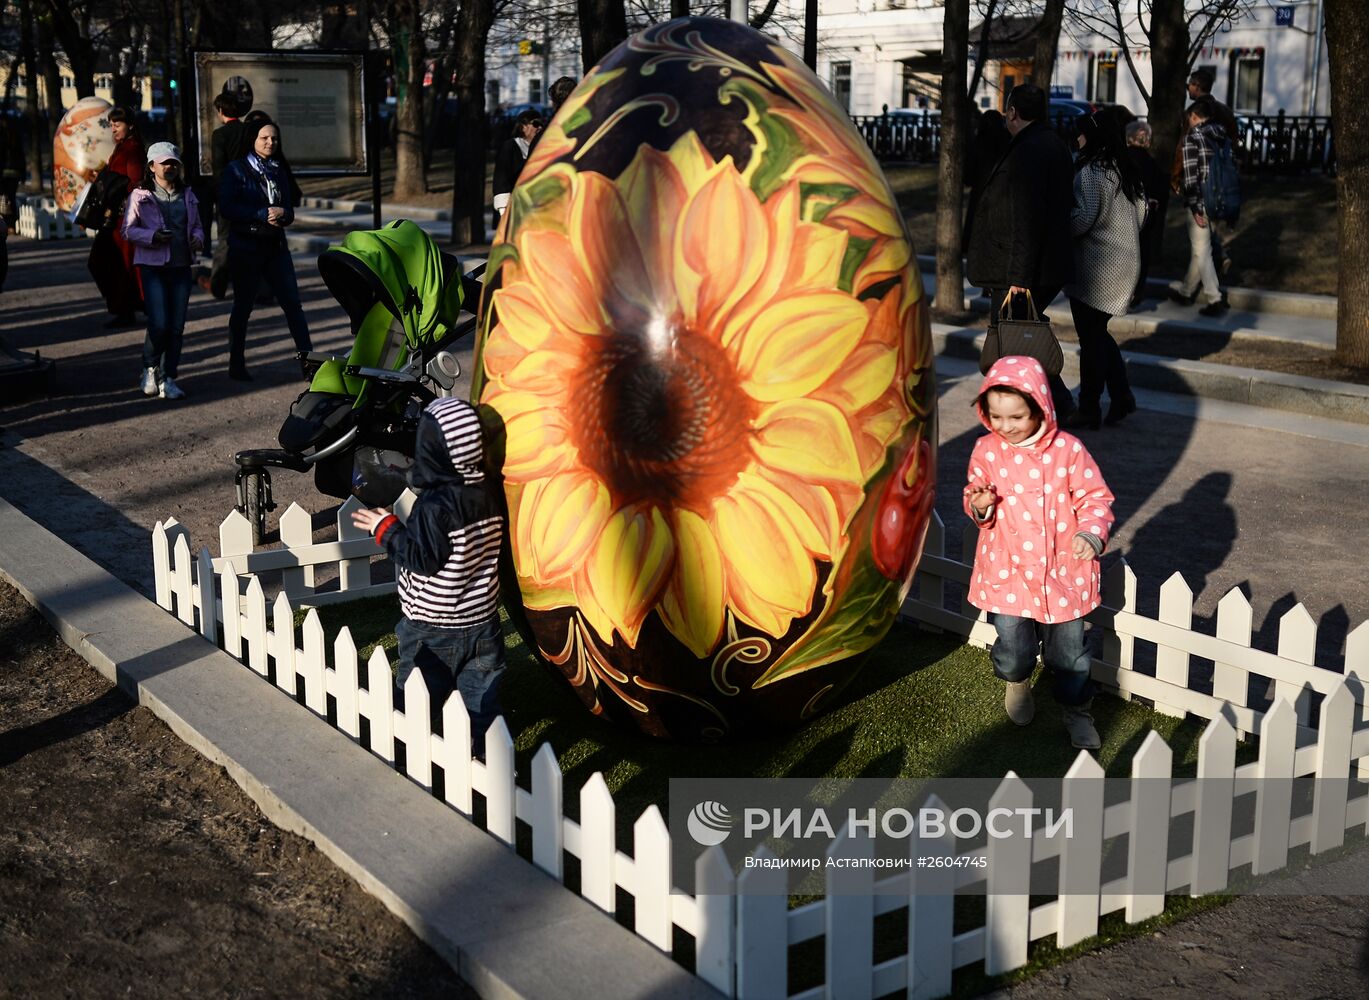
[[218, 118, 311, 380], [491, 109, 543, 232], [963, 109, 1010, 250], [966, 83, 1076, 418], [207, 93, 247, 299], [1124, 120, 1168, 308]]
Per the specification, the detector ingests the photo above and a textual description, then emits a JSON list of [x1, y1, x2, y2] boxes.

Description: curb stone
[[932, 324, 1369, 427], [0, 497, 718, 1000]]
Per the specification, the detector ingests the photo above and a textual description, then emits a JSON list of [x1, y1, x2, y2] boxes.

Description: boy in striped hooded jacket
[[353, 398, 506, 757]]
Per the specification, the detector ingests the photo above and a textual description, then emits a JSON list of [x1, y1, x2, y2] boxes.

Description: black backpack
[[1201, 135, 1242, 223], [75, 168, 130, 232]]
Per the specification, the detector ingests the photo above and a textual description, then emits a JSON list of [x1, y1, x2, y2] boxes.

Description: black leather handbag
[[979, 291, 1064, 376]]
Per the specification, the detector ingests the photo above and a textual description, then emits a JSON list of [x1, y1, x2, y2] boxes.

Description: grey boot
[[1063, 701, 1101, 750], [1004, 680, 1035, 726]]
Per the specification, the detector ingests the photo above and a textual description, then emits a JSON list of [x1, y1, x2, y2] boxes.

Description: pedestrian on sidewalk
[[87, 106, 144, 328], [351, 398, 506, 759], [492, 109, 543, 234], [1063, 109, 1146, 430], [966, 83, 1077, 421], [1168, 100, 1229, 317], [1125, 121, 1166, 308], [122, 142, 205, 401], [206, 93, 247, 299], [1171, 69, 1239, 279], [218, 119, 312, 381], [963, 356, 1115, 751]]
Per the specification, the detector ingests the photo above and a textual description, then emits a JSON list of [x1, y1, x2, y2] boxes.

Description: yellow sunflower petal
[[677, 158, 768, 333], [712, 488, 816, 637], [570, 171, 655, 327], [490, 283, 560, 352], [524, 469, 613, 581], [753, 397, 864, 486], [657, 508, 725, 658], [517, 229, 605, 336], [584, 504, 676, 646], [734, 293, 869, 402]]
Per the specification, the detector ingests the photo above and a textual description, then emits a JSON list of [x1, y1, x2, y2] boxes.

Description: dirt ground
[[0, 581, 478, 999]]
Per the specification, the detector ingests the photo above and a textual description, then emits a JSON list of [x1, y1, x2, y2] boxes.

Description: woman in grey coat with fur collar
[[1062, 108, 1148, 429]]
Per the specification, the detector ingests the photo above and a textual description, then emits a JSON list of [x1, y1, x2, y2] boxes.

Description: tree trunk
[[1146, 0, 1189, 178], [422, 1, 458, 170], [1325, 0, 1369, 364], [450, 0, 495, 245], [34, 13, 63, 117], [966, 0, 996, 108], [19, 0, 45, 191], [1029, 0, 1065, 92], [671, 0, 688, 18], [42, 0, 97, 98], [933, 0, 968, 317], [576, 0, 628, 74], [391, 0, 427, 198]]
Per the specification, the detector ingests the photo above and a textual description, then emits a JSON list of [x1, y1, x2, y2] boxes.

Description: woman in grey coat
[[1062, 109, 1148, 429]]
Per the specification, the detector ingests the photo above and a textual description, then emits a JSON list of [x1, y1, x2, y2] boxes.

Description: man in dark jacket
[[966, 83, 1076, 417], [208, 93, 247, 299]]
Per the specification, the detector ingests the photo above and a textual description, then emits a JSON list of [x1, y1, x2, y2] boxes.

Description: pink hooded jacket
[[964, 357, 1115, 624]]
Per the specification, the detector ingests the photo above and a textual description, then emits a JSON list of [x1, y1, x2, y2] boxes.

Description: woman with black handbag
[[218, 118, 312, 381], [87, 106, 145, 328], [1063, 108, 1147, 429]]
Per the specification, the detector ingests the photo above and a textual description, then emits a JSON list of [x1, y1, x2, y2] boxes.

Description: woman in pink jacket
[[122, 142, 205, 400], [964, 356, 1116, 750]]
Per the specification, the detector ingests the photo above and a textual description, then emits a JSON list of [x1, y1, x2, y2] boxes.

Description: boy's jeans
[[989, 614, 1093, 707], [395, 614, 505, 755]]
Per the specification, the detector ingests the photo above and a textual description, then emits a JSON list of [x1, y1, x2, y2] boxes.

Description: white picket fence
[[151, 502, 1369, 999], [16, 195, 87, 240]]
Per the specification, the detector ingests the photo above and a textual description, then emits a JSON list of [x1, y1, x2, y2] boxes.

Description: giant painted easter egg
[[471, 17, 936, 740], [53, 97, 115, 214]]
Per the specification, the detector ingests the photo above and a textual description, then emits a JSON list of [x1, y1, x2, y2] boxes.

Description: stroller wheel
[[234, 467, 274, 545]]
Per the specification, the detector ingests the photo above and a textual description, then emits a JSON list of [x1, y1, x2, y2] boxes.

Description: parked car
[[1049, 98, 1096, 121]]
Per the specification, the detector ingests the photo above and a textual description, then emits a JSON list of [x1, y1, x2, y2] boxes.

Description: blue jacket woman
[[218, 118, 311, 381]]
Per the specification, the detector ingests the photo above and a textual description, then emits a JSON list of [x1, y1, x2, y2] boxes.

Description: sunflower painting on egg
[[471, 17, 936, 740]]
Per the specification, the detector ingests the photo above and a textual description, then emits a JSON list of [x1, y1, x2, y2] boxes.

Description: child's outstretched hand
[[351, 507, 390, 535], [964, 481, 997, 516], [1072, 534, 1098, 561]]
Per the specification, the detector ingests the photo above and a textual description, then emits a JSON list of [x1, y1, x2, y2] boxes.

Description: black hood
[[409, 398, 486, 489]]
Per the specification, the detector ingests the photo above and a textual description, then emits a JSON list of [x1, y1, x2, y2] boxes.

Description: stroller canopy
[[317, 220, 465, 350]]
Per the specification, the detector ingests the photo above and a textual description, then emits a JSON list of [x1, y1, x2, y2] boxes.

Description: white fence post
[[1125, 731, 1172, 922], [443, 695, 473, 814], [1191, 714, 1235, 896], [366, 647, 396, 763], [908, 794, 954, 1000], [1154, 573, 1193, 717], [334, 627, 361, 739], [300, 609, 327, 715], [394, 488, 418, 522], [336, 496, 373, 594], [633, 806, 673, 952], [1101, 559, 1136, 700], [1347, 621, 1369, 781], [1057, 751, 1104, 948], [1214, 588, 1253, 738], [272, 591, 296, 697], [243, 576, 269, 676], [196, 547, 218, 645], [219, 508, 254, 566], [736, 846, 786, 1000], [485, 716, 517, 844], [579, 773, 617, 915], [1275, 604, 1316, 727], [1311, 680, 1353, 854], [826, 823, 875, 999], [531, 743, 564, 880], [401, 669, 433, 790], [152, 521, 174, 610], [1252, 698, 1296, 875], [694, 846, 736, 996], [279, 503, 315, 595], [220, 560, 242, 660], [173, 533, 195, 626], [984, 772, 1031, 976]]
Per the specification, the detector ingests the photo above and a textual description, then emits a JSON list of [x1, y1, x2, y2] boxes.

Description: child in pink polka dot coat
[[964, 356, 1116, 750]]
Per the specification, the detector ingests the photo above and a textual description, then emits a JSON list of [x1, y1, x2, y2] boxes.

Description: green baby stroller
[[232, 220, 483, 543]]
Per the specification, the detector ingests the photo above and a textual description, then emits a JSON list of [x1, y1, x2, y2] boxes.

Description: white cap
[[147, 141, 181, 164]]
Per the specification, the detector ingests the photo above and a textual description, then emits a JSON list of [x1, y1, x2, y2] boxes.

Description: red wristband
[[373, 514, 399, 547]]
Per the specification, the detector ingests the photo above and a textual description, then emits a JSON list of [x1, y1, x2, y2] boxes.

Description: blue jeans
[[990, 614, 1093, 707], [227, 241, 312, 370], [139, 265, 192, 378], [395, 614, 505, 755]]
